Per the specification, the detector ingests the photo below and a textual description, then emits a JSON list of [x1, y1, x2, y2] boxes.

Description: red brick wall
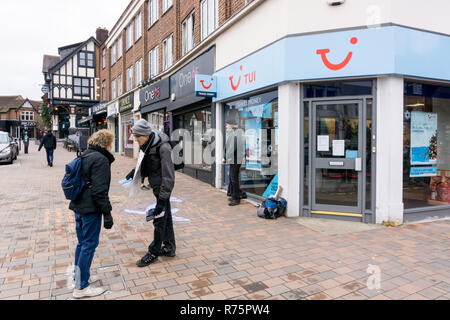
[[99, 0, 256, 100]]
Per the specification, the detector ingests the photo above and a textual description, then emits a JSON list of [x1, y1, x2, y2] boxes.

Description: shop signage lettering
[[179, 66, 199, 89], [53, 100, 84, 106], [107, 103, 118, 117], [21, 121, 36, 127], [214, 26, 450, 101], [119, 94, 134, 113], [92, 102, 107, 115], [170, 47, 214, 99], [139, 78, 169, 107], [229, 65, 256, 91]]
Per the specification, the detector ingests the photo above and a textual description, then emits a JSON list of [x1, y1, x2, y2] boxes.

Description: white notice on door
[[317, 135, 329, 152], [332, 140, 345, 156]]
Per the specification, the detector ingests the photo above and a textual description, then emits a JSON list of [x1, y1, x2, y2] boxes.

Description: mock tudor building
[[42, 29, 109, 139]]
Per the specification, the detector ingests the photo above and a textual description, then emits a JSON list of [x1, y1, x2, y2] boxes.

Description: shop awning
[[106, 114, 118, 120], [140, 100, 167, 115], [166, 93, 209, 112], [78, 116, 92, 125]]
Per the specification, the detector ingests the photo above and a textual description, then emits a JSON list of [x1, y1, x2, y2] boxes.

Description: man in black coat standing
[[38, 128, 57, 167], [126, 119, 176, 267]]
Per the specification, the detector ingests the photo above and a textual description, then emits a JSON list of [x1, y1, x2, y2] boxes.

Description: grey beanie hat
[[132, 119, 153, 136]]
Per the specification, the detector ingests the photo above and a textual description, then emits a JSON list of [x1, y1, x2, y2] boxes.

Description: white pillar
[[278, 83, 301, 217], [215, 102, 224, 189], [376, 76, 404, 224], [69, 114, 76, 128]]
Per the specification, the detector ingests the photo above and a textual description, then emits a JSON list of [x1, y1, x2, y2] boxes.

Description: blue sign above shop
[[214, 25, 450, 101], [195, 74, 217, 97]]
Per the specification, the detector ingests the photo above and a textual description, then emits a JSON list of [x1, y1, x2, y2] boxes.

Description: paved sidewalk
[[0, 142, 449, 300]]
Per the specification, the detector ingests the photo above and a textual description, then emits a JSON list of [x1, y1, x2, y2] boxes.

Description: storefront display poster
[[345, 150, 358, 159], [410, 166, 438, 178], [245, 118, 262, 171], [410, 111, 438, 165], [317, 135, 329, 152], [332, 140, 345, 156], [241, 103, 272, 119]]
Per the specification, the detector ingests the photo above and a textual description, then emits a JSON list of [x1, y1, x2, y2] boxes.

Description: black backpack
[[156, 140, 184, 171], [257, 197, 287, 219]]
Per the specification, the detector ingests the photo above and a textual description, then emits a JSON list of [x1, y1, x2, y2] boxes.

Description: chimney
[[96, 28, 109, 44]]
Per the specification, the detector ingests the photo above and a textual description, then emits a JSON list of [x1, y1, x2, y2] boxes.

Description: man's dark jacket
[[69, 146, 115, 215], [140, 130, 175, 201], [38, 132, 57, 151]]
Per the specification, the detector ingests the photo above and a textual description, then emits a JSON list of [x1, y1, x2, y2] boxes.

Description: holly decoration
[[428, 130, 437, 161]]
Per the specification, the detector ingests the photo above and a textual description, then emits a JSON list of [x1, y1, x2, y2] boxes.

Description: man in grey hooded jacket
[[126, 119, 176, 267]]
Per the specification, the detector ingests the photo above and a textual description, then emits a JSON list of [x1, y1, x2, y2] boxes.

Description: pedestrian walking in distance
[[69, 129, 115, 299], [223, 114, 245, 206], [38, 128, 57, 166], [23, 134, 29, 154], [126, 119, 176, 267]]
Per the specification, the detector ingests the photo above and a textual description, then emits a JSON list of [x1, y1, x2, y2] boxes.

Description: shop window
[[76, 115, 90, 128], [173, 107, 213, 172], [147, 110, 165, 132], [403, 82, 450, 209], [304, 81, 372, 98], [224, 91, 279, 197], [303, 102, 309, 206]]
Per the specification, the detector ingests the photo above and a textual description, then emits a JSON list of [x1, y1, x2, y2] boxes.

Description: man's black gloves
[[153, 199, 165, 215], [126, 168, 135, 180], [103, 213, 114, 229]]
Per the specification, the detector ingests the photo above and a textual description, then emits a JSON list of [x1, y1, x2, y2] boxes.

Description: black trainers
[[136, 252, 158, 267], [159, 246, 175, 257]]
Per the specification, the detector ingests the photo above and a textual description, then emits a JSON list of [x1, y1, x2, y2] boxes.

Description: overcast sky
[[0, 0, 131, 101]]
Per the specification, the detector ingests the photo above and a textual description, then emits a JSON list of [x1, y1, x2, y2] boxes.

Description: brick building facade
[[100, 0, 257, 170], [0, 96, 42, 139]]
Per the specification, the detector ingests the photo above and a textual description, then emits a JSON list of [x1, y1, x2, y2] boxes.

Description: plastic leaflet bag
[[120, 150, 145, 198]]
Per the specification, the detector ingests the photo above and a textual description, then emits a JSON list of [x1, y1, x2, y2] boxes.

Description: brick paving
[[0, 142, 449, 300]]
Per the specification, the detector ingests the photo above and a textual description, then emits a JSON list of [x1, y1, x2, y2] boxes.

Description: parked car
[[0, 132, 18, 164]]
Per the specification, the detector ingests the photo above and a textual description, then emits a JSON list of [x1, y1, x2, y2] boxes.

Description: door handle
[[355, 158, 362, 172]]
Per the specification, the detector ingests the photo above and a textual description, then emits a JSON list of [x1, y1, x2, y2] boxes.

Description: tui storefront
[[213, 25, 450, 224]]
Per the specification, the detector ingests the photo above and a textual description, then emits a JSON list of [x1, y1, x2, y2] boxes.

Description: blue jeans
[[45, 148, 54, 165], [74, 213, 102, 290]]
